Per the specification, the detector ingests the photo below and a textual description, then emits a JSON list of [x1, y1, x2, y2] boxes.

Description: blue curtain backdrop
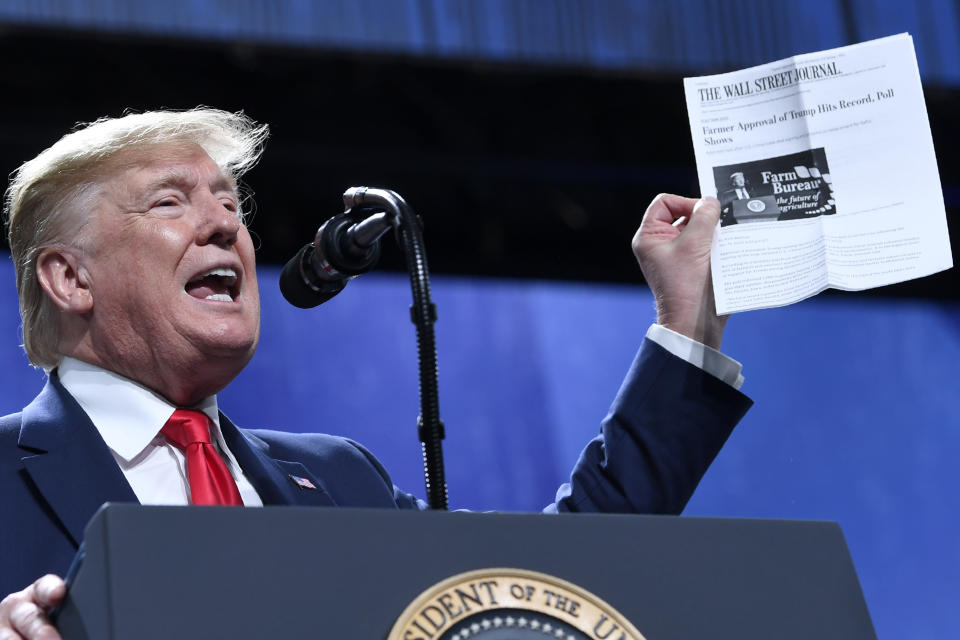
[[1, 0, 959, 85], [0, 256, 956, 638]]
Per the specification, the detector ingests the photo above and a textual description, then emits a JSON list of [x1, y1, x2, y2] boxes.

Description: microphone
[[279, 208, 395, 308]]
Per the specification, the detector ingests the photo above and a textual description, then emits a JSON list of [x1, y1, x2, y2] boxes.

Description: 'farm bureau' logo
[[388, 568, 646, 640]]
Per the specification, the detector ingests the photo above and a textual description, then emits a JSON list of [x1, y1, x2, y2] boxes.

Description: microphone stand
[[341, 187, 449, 511]]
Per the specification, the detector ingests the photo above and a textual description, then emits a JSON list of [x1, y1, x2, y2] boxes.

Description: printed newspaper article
[[683, 33, 952, 314]]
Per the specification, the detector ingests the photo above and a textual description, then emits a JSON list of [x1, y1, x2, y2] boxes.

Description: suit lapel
[[219, 415, 335, 507], [18, 375, 138, 548], [16, 375, 334, 546]]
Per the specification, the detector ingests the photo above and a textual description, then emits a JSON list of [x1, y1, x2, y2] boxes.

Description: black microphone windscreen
[[279, 244, 345, 309]]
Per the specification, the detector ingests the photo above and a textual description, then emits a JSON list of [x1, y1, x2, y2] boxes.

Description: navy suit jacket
[[0, 339, 751, 595]]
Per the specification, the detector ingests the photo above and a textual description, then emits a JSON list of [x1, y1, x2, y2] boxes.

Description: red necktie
[[161, 409, 243, 506]]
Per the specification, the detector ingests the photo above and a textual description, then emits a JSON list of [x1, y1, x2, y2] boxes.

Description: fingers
[[29, 577, 64, 611], [674, 196, 721, 250], [686, 196, 721, 235], [8, 601, 53, 640], [642, 194, 720, 232], [643, 193, 700, 226], [635, 194, 696, 256], [0, 576, 65, 640]]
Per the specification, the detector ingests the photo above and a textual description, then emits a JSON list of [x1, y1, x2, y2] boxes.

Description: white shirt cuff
[[645, 324, 745, 390]]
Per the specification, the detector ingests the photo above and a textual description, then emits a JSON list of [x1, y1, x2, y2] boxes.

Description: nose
[[198, 193, 241, 248]]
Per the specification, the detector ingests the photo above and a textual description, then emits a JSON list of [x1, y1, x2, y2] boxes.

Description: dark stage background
[[1, 2, 958, 638]]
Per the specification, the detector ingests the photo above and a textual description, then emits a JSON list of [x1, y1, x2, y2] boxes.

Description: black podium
[[57, 504, 876, 639]]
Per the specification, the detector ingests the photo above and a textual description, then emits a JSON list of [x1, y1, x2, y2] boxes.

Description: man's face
[[77, 144, 260, 400], [731, 173, 745, 188]]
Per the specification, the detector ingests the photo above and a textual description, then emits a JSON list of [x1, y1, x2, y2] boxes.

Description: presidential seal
[[746, 198, 767, 212], [388, 568, 646, 640]]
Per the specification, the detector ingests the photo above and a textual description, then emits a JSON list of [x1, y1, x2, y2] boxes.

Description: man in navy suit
[[718, 171, 751, 226], [0, 109, 750, 639]]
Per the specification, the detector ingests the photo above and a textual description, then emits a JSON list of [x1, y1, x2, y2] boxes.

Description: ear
[[35, 247, 93, 314]]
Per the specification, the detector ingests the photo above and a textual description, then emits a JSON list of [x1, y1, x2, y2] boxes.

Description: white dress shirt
[[646, 324, 744, 390], [57, 357, 262, 506]]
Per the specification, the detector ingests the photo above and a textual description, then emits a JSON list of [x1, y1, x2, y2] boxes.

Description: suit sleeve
[[260, 338, 751, 514], [544, 338, 752, 515], [342, 437, 428, 510]]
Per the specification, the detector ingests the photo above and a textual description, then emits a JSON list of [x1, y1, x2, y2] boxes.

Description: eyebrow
[[144, 168, 236, 197]]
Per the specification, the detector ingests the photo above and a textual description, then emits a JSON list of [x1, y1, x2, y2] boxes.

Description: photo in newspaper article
[[712, 148, 836, 227]]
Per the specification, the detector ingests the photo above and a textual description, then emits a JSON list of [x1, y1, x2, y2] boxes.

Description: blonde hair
[[3, 108, 269, 369]]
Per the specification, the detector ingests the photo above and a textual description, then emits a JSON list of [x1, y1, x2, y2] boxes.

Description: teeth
[[205, 294, 233, 302], [200, 267, 236, 279]]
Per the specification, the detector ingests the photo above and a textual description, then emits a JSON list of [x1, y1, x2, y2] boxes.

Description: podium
[[56, 504, 876, 639], [731, 196, 781, 222]]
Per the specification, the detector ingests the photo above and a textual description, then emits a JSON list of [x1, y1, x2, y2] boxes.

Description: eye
[[151, 195, 181, 209], [221, 198, 240, 215]]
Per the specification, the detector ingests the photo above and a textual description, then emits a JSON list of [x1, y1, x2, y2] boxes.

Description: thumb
[[35, 575, 66, 608], [683, 196, 722, 243]]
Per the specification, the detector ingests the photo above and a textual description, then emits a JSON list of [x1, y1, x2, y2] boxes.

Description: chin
[[207, 333, 259, 361], [193, 325, 259, 367], [188, 342, 258, 398]]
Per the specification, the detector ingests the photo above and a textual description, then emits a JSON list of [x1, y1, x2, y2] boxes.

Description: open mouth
[[185, 266, 240, 302]]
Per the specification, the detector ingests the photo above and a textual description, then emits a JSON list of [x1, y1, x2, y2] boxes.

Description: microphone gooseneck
[[278, 187, 449, 510]]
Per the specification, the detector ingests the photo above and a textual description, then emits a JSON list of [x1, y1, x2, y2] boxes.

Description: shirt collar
[[57, 356, 222, 463]]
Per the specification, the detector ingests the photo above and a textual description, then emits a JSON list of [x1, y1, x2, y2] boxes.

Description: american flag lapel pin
[[289, 474, 318, 490]]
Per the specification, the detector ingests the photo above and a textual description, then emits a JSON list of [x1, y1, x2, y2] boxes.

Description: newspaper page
[[683, 33, 952, 314]]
